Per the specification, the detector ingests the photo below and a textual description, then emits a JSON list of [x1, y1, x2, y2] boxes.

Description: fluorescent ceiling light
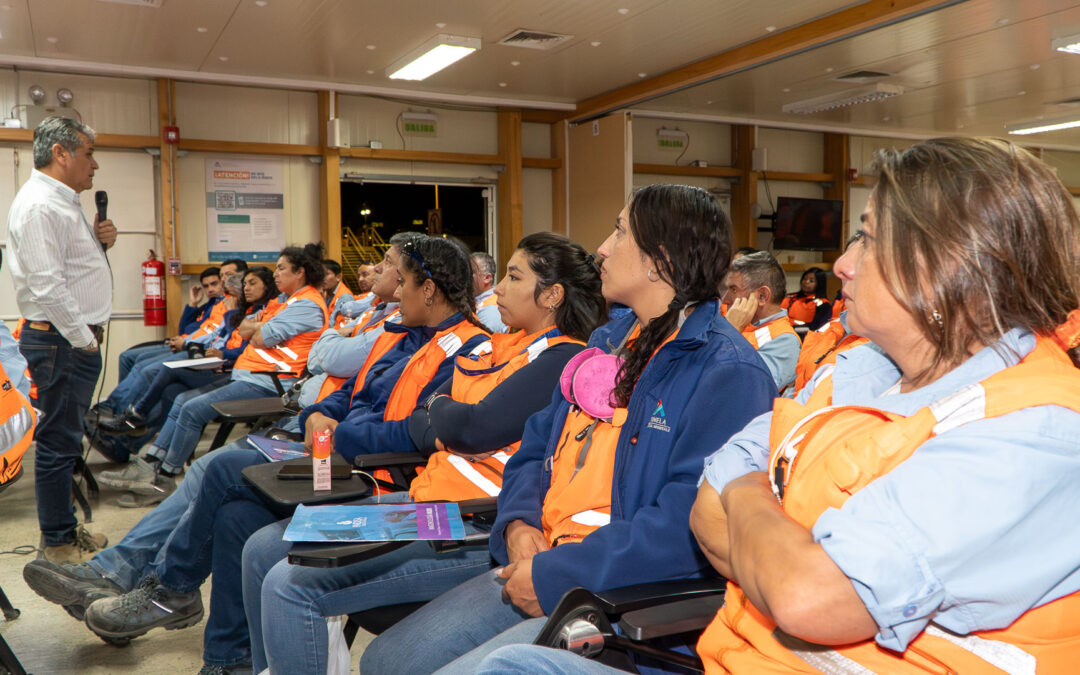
[[782, 83, 904, 115], [1005, 116, 1080, 135], [1053, 34, 1080, 55], [387, 34, 480, 81]]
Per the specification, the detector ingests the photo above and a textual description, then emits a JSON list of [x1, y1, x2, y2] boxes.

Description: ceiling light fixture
[[782, 83, 904, 115], [387, 34, 480, 81], [1053, 33, 1080, 54], [1005, 115, 1080, 135]]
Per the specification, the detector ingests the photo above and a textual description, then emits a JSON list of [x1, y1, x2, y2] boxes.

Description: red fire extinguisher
[[142, 249, 166, 326]]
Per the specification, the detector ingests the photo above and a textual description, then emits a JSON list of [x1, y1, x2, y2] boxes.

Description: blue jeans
[[88, 450, 213, 590], [133, 364, 227, 417], [477, 645, 624, 675], [145, 379, 269, 473], [361, 568, 546, 674], [242, 494, 492, 674], [19, 327, 102, 546], [154, 447, 283, 666], [109, 343, 171, 410]]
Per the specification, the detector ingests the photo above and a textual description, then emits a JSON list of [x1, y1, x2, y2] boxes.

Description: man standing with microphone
[[8, 116, 117, 562]]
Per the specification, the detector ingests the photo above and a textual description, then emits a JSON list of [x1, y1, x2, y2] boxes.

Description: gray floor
[[0, 430, 373, 675]]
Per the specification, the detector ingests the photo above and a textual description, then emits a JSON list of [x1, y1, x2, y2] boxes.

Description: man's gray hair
[[470, 251, 497, 281], [730, 250, 786, 305], [33, 116, 96, 169]]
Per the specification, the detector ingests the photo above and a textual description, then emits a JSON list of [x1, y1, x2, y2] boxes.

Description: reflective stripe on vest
[[232, 286, 328, 376], [742, 315, 798, 350], [0, 361, 37, 485], [408, 328, 579, 503], [700, 337, 1080, 674]]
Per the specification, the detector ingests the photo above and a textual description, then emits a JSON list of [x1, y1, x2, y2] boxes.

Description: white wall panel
[[522, 168, 552, 236], [522, 122, 551, 159], [175, 82, 317, 145], [336, 95, 498, 156], [632, 118, 731, 167], [757, 128, 822, 174]]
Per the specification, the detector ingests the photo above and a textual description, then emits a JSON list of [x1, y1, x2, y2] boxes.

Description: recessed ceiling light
[[882, 116, 891, 121], [782, 87, 791, 93], [590, 41, 601, 47], [498, 82, 507, 87], [617, 8, 629, 15], [436, 22, 446, 28], [510, 60, 520, 66], [254, 0, 267, 6], [998, 18, 1009, 25], [366, 69, 374, 75], [46, 36, 58, 43], [387, 34, 481, 80], [366, 44, 376, 50], [765, 25, 776, 32], [706, 100, 713, 105], [219, 56, 229, 61], [1017, 90, 1026, 96], [825, 67, 834, 73], [1006, 115, 1080, 135], [196, 26, 208, 33], [638, 72, 647, 78]]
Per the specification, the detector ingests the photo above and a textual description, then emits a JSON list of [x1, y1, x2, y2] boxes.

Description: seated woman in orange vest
[[94, 244, 329, 501], [242, 232, 607, 674], [781, 266, 831, 330], [789, 308, 868, 397], [474, 138, 1080, 675], [78, 236, 492, 672], [360, 184, 776, 675], [722, 250, 801, 392]]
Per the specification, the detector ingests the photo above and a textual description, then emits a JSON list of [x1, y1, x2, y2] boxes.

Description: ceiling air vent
[[833, 70, 891, 83], [96, 0, 164, 6], [497, 29, 573, 50]]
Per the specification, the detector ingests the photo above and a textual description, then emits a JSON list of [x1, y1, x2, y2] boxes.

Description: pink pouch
[[559, 347, 623, 420]]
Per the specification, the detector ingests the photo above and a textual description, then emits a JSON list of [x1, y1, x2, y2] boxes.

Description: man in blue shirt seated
[[471, 251, 507, 333]]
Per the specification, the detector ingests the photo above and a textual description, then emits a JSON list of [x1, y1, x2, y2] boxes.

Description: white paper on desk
[[163, 356, 224, 370]]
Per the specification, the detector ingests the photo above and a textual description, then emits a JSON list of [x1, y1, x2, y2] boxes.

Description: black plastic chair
[[207, 371, 304, 451]]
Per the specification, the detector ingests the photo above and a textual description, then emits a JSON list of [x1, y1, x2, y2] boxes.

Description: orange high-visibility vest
[[781, 295, 826, 326], [186, 299, 229, 341], [409, 327, 581, 502], [698, 337, 1080, 674], [0, 358, 36, 486], [10, 319, 36, 401], [314, 307, 402, 403], [539, 326, 680, 547], [345, 329, 409, 404], [741, 314, 799, 350], [329, 283, 353, 329], [381, 319, 489, 421], [792, 318, 869, 395], [233, 285, 328, 376], [831, 296, 845, 318]]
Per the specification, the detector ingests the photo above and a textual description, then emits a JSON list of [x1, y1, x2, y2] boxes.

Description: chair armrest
[[617, 592, 726, 641], [288, 540, 412, 568], [591, 578, 727, 615], [352, 452, 426, 468], [253, 370, 298, 396], [211, 397, 287, 420]]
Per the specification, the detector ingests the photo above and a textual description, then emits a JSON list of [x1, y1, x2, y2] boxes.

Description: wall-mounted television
[[773, 196, 844, 251]]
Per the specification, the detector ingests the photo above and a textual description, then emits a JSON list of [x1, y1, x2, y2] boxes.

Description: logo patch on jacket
[[647, 399, 670, 432]]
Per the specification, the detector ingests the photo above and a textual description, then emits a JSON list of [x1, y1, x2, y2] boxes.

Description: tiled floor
[[0, 433, 373, 675]]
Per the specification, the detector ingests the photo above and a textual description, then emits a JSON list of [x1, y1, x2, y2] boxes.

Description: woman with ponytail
[[362, 184, 777, 674]]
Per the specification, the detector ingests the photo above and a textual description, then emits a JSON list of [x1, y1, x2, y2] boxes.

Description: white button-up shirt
[[7, 169, 113, 348]]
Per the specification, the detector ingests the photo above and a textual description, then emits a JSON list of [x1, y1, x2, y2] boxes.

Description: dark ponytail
[[517, 232, 606, 342], [279, 242, 326, 291], [400, 236, 490, 334], [612, 184, 732, 407]]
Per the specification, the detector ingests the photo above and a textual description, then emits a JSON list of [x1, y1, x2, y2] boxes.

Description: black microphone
[[95, 190, 108, 252]]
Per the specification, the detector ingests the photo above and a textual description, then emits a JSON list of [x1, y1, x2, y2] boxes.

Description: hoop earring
[[647, 268, 659, 283]]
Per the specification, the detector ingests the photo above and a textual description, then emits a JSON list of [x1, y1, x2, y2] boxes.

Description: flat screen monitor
[[773, 196, 844, 251]]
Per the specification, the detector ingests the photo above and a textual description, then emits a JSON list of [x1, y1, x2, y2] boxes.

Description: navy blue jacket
[[298, 313, 488, 461], [178, 295, 222, 336], [490, 299, 776, 612]]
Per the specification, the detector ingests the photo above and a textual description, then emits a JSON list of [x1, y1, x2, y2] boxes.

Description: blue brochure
[[246, 434, 309, 462], [283, 503, 466, 542]]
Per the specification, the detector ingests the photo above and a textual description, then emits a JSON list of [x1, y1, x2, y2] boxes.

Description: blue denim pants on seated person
[[19, 327, 102, 546], [477, 644, 626, 675], [360, 568, 548, 675], [144, 379, 270, 474], [242, 492, 493, 675], [107, 343, 171, 410]]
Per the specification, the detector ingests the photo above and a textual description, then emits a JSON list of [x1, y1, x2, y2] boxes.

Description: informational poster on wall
[[205, 158, 285, 261]]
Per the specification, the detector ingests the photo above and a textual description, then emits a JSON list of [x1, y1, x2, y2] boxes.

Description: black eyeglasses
[[401, 241, 433, 280]]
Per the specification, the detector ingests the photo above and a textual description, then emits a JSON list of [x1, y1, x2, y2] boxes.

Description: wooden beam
[[340, 147, 501, 166], [497, 111, 523, 267], [570, 0, 959, 122], [755, 170, 835, 183], [552, 120, 568, 234], [820, 133, 849, 291], [318, 91, 342, 262], [0, 129, 159, 149], [157, 78, 183, 331], [522, 109, 568, 125], [1069, 186, 1080, 197], [730, 125, 757, 251], [634, 163, 742, 178], [178, 138, 320, 156], [522, 156, 561, 169]]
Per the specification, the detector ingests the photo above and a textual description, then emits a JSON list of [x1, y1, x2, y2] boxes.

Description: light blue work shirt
[[0, 322, 30, 399], [337, 292, 375, 321], [701, 328, 1080, 653], [475, 288, 507, 333], [230, 292, 326, 393], [748, 308, 800, 392]]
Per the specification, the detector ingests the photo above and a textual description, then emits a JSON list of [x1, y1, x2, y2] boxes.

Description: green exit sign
[[403, 121, 437, 136], [658, 138, 685, 149]]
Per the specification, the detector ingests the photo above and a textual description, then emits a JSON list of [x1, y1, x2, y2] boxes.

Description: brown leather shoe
[[42, 525, 108, 564]]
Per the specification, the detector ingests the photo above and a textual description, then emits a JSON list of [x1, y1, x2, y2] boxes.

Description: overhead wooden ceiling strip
[[569, 0, 967, 123]]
